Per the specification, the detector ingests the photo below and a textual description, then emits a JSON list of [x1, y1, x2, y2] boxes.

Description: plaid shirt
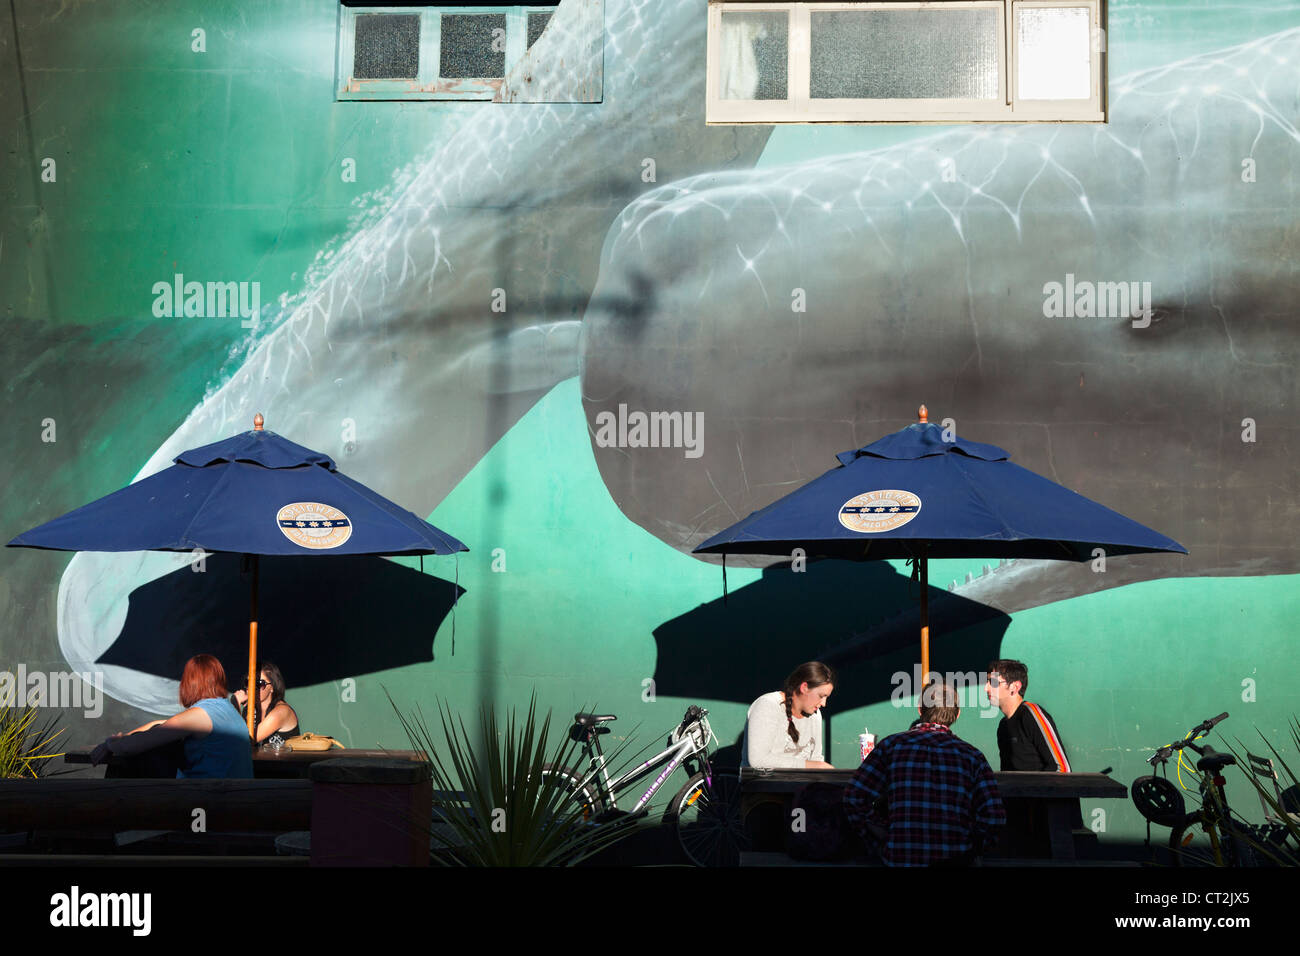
[[843, 722, 1005, 866]]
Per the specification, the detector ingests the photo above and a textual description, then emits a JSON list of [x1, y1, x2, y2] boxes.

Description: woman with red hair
[[120, 654, 254, 778]]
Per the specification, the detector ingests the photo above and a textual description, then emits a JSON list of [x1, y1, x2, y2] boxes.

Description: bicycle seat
[[1196, 751, 1237, 773], [574, 713, 617, 727]]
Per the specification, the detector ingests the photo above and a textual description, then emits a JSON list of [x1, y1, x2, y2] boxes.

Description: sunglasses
[[256, 680, 271, 689]]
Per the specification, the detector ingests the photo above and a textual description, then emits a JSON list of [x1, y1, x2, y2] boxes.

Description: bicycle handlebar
[[1196, 713, 1229, 734], [1147, 712, 1229, 766]]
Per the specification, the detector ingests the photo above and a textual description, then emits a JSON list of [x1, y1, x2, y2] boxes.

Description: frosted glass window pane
[[527, 12, 553, 49], [1017, 7, 1091, 100], [810, 9, 1000, 100], [441, 14, 507, 79], [719, 10, 789, 100], [354, 14, 420, 79]]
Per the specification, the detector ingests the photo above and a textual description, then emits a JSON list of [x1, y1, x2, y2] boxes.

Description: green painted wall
[[2, 0, 1297, 852]]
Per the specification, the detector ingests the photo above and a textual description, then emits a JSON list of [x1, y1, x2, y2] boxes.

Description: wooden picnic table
[[740, 768, 1127, 861], [63, 746, 426, 779]]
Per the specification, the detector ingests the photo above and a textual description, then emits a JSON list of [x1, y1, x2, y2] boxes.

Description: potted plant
[[0, 705, 66, 850], [390, 691, 645, 866]]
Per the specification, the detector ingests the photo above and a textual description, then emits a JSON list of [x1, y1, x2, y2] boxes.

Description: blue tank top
[[179, 697, 255, 779]]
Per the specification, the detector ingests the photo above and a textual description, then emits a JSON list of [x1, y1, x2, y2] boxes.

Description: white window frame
[[338, 5, 556, 101], [1008, 0, 1104, 119], [706, 0, 1105, 123]]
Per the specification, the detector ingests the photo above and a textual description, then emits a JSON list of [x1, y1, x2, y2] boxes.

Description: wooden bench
[[740, 768, 1127, 862], [0, 778, 311, 832], [739, 851, 1138, 867], [2, 757, 439, 866]]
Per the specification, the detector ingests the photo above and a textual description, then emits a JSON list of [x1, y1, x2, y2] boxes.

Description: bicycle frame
[[574, 716, 711, 812], [1183, 771, 1235, 865]]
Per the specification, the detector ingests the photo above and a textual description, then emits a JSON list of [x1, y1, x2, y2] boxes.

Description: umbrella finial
[[253, 413, 264, 431], [918, 404, 928, 423]]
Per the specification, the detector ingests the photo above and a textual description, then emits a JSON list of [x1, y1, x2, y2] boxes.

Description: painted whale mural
[[54, 0, 770, 712], [581, 27, 1300, 654], [52, 12, 1300, 711]]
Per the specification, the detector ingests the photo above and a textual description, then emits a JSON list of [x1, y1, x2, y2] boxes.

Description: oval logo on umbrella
[[839, 490, 922, 533], [276, 502, 353, 550]]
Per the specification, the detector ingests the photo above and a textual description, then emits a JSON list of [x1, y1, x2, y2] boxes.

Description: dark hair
[[919, 681, 960, 726], [259, 661, 287, 708], [988, 659, 1027, 697], [781, 662, 835, 745], [179, 654, 228, 708]]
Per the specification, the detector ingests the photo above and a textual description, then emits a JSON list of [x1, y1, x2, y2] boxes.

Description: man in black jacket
[[986, 659, 1071, 772], [986, 659, 1077, 856]]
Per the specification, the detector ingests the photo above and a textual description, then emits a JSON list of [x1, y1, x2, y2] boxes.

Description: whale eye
[[1121, 303, 1178, 337]]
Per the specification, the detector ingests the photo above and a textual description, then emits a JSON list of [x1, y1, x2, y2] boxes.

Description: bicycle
[[542, 705, 750, 866], [1132, 712, 1297, 866]]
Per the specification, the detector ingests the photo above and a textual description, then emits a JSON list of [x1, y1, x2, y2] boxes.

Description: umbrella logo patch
[[839, 491, 921, 533], [277, 502, 353, 550]]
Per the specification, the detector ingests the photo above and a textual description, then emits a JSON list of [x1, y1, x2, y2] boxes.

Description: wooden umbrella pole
[[246, 554, 259, 738], [920, 550, 930, 691], [916, 407, 932, 697], [920, 554, 930, 686]]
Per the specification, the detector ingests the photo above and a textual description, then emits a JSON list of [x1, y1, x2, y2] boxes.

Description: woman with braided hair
[[741, 662, 836, 769]]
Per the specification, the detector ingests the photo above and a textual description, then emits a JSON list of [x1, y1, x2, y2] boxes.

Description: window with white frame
[[338, 3, 560, 100], [706, 0, 1105, 123]]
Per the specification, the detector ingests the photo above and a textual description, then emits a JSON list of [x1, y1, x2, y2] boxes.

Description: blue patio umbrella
[[9, 414, 467, 734], [694, 406, 1186, 680]]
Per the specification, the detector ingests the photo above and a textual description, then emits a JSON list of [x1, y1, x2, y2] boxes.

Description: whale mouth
[[60, 550, 466, 714], [59, 551, 190, 713]]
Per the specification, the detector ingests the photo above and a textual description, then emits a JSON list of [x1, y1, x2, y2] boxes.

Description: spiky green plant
[[1221, 719, 1300, 866], [0, 706, 65, 779], [389, 691, 648, 866]]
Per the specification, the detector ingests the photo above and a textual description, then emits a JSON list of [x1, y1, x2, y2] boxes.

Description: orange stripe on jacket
[[1025, 702, 1071, 772]]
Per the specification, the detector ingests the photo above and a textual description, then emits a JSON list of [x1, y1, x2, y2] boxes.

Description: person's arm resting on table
[[92, 708, 211, 765], [250, 702, 295, 743]]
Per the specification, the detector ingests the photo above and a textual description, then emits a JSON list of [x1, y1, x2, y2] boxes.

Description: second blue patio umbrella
[[694, 406, 1186, 680], [9, 414, 468, 734]]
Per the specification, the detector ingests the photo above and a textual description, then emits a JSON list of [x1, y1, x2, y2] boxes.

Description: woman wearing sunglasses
[[233, 660, 300, 747]]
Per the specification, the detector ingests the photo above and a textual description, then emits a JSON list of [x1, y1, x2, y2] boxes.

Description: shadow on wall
[[97, 553, 464, 688], [652, 558, 1010, 716]]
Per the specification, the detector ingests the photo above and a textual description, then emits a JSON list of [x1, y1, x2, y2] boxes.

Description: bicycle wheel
[[665, 771, 749, 867], [1168, 815, 1228, 867], [1219, 821, 1259, 867], [539, 764, 605, 820]]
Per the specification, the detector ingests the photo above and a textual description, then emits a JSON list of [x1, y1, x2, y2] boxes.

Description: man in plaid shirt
[[843, 682, 1005, 866]]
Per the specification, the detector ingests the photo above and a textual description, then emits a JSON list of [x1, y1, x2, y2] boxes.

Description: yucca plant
[[1223, 719, 1300, 866], [0, 706, 66, 779], [389, 691, 647, 866]]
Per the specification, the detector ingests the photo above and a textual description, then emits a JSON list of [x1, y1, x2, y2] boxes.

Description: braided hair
[[781, 661, 836, 744]]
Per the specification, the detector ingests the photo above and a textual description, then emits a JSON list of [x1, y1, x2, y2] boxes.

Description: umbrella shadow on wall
[[96, 553, 465, 688], [653, 558, 1011, 766]]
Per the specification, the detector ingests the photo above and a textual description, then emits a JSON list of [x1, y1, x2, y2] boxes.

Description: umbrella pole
[[246, 554, 259, 739], [920, 550, 930, 690]]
